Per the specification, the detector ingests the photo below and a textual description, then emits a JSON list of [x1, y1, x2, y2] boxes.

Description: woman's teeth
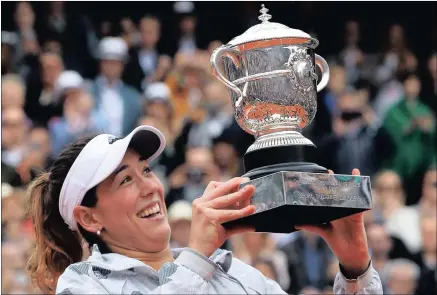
[[137, 204, 161, 218]]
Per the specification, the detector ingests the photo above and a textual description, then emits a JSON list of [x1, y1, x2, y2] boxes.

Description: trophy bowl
[[211, 4, 329, 153], [210, 5, 372, 233]]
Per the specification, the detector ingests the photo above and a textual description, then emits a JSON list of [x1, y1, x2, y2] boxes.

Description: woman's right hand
[[188, 177, 256, 257]]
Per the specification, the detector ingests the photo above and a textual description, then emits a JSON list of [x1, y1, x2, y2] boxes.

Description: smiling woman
[[26, 125, 383, 295]]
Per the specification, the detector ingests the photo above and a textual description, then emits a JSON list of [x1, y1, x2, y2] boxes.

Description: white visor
[[59, 125, 166, 230]]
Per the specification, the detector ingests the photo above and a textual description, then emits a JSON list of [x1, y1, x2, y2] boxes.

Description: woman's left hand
[[295, 168, 371, 278]]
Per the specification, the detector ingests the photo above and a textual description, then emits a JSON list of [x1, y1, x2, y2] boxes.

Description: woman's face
[[91, 149, 170, 252]]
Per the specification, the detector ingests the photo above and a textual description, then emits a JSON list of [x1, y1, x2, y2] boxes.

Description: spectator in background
[[372, 68, 406, 120], [414, 214, 437, 295], [24, 52, 64, 126], [372, 170, 406, 221], [314, 63, 352, 137], [15, 126, 52, 185], [185, 80, 233, 147], [39, 1, 90, 75], [1, 163, 23, 188], [89, 37, 142, 137], [1, 187, 34, 295], [167, 200, 192, 248], [207, 40, 223, 56], [172, 80, 231, 151], [49, 70, 108, 156], [138, 82, 180, 193], [415, 214, 437, 270], [366, 223, 393, 292], [166, 145, 220, 206], [421, 52, 437, 116], [120, 17, 142, 49], [1, 74, 26, 110], [1, 107, 30, 169], [12, 1, 40, 80], [418, 167, 437, 217], [2, 242, 34, 294], [172, 1, 198, 56], [375, 24, 417, 86], [339, 20, 364, 87], [316, 90, 387, 176], [123, 15, 169, 91], [385, 258, 421, 295], [231, 232, 291, 292], [169, 80, 234, 174], [385, 167, 437, 259], [2, 31, 19, 75], [372, 170, 422, 254], [280, 231, 333, 294], [382, 72, 436, 203], [165, 60, 205, 125], [212, 129, 243, 181], [143, 82, 179, 143], [28, 126, 52, 164]]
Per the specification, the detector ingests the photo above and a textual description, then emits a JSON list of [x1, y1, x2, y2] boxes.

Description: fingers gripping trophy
[[210, 5, 373, 233]]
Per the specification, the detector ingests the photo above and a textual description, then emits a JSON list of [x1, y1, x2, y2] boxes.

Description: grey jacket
[[56, 244, 383, 294]]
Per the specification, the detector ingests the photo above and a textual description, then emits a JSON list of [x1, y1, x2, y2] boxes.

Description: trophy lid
[[227, 4, 318, 49]]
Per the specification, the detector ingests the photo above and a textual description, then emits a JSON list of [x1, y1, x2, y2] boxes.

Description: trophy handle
[[314, 54, 330, 92], [210, 46, 244, 106]]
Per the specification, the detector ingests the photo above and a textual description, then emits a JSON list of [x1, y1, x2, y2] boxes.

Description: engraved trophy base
[[222, 145, 373, 233]]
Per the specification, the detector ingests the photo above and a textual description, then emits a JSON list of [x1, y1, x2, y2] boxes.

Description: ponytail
[[26, 172, 84, 294], [25, 136, 109, 293]]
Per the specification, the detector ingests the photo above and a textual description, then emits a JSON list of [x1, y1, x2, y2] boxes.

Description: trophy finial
[[258, 4, 272, 23]]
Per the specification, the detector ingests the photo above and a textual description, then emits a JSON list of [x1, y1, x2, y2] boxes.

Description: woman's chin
[[140, 222, 171, 243]]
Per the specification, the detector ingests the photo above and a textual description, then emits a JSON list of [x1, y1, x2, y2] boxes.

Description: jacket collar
[[87, 244, 234, 273]]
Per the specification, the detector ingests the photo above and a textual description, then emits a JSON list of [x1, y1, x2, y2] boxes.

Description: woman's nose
[[137, 173, 160, 193]]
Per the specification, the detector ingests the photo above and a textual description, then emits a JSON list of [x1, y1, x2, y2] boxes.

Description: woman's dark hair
[[26, 136, 111, 293]]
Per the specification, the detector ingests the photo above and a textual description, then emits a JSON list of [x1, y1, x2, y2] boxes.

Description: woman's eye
[[143, 167, 151, 174], [120, 176, 132, 185]]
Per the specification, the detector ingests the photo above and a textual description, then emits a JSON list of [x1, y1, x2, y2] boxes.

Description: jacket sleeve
[[56, 249, 218, 294], [333, 262, 384, 295]]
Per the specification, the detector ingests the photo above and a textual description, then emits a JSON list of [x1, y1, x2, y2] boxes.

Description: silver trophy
[[211, 5, 372, 233]]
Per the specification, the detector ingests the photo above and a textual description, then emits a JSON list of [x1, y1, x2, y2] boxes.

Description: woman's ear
[[73, 206, 102, 233]]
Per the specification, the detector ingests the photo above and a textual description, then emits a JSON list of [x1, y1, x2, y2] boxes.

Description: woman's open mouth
[[137, 203, 162, 219]]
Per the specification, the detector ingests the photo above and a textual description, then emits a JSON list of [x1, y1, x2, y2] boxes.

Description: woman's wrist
[[188, 243, 214, 258], [339, 254, 371, 279]]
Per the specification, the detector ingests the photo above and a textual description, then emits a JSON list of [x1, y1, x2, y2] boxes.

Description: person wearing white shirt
[[89, 37, 142, 137]]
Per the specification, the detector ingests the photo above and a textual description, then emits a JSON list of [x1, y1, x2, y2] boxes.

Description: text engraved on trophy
[[284, 172, 371, 207], [296, 193, 359, 202]]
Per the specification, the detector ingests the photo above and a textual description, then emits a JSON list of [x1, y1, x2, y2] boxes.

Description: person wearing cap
[[168, 200, 193, 248], [141, 82, 180, 187], [48, 70, 109, 156], [144, 82, 174, 125], [89, 37, 142, 137], [171, 1, 198, 56], [26, 125, 382, 294]]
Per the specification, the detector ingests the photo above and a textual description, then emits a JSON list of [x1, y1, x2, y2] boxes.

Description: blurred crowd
[[1, 1, 436, 295]]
